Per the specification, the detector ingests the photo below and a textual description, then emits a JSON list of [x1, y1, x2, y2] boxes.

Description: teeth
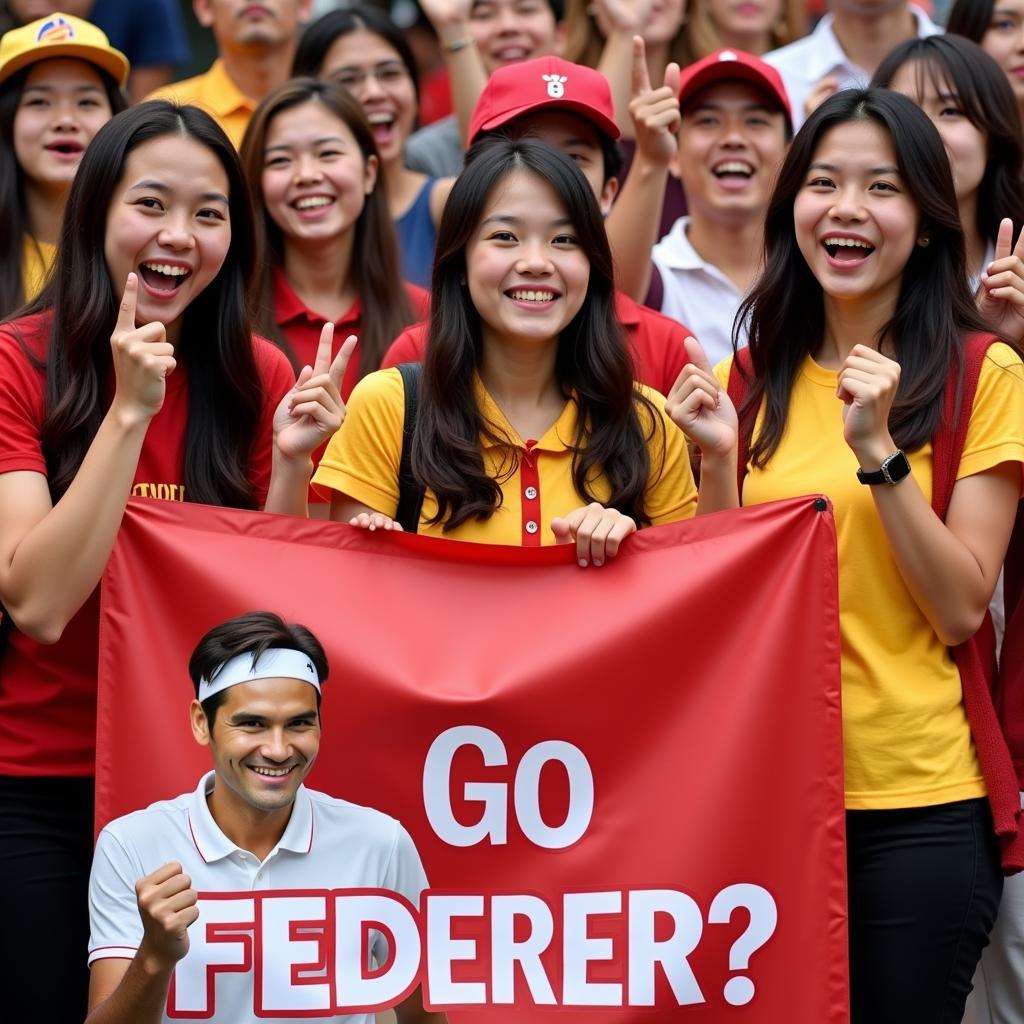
[[251, 766, 290, 777], [510, 290, 555, 302], [141, 262, 189, 277], [826, 238, 873, 249], [714, 162, 753, 175], [367, 113, 394, 125], [295, 196, 332, 209]]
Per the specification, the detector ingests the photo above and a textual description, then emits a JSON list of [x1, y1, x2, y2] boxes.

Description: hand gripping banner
[[97, 495, 846, 1022]]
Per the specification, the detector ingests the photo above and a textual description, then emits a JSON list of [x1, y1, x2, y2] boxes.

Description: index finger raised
[[313, 321, 335, 377], [683, 335, 713, 374], [631, 35, 651, 97], [996, 217, 1014, 263], [328, 333, 358, 390], [115, 272, 138, 334]]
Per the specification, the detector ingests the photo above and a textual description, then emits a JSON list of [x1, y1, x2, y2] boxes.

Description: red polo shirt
[[381, 291, 692, 397]]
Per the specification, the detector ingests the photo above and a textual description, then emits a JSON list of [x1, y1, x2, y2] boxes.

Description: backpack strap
[[395, 362, 425, 535]]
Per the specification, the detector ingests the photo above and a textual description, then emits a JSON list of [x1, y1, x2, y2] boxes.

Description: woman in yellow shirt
[[0, 13, 127, 316], [674, 88, 1024, 1023], [314, 135, 735, 562]]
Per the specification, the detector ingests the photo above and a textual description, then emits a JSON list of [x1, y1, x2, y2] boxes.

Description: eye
[[136, 196, 164, 210], [23, 96, 48, 108], [378, 67, 405, 83], [489, 229, 517, 242], [318, 148, 342, 159], [553, 233, 579, 246], [265, 155, 291, 168], [869, 180, 899, 193], [938, 105, 964, 119], [197, 207, 226, 220], [78, 97, 101, 108], [332, 73, 360, 89], [806, 176, 834, 189]]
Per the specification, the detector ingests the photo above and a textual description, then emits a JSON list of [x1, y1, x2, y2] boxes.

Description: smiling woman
[[0, 100, 347, 1019], [0, 12, 128, 317], [707, 87, 1024, 1024]]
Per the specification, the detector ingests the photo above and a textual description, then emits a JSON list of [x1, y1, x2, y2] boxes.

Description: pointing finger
[[683, 335, 713, 374], [631, 35, 651, 97], [329, 333, 358, 390], [116, 272, 138, 334], [313, 322, 334, 377], [996, 217, 1014, 264]]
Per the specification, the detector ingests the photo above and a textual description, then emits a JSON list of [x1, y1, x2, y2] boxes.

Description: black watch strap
[[856, 450, 911, 485]]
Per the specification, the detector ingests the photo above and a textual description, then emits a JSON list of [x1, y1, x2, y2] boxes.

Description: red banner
[[97, 496, 847, 1021]]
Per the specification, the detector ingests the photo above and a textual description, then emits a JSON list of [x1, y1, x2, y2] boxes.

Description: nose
[[52, 99, 79, 130], [829, 183, 866, 222], [260, 727, 290, 763], [157, 213, 196, 252], [496, 6, 518, 32], [293, 153, 322, 185], [515, 237, 554, 274], [357, 71, 387, 103]]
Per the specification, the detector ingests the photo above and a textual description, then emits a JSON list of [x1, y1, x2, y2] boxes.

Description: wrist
[[696, 447, 737, 477], [136, 941, 178, 979], [850, 435, 896, 471], [437, 20, 473, 46], [273, 449, 314, 478], [107, 399, 154, 435]]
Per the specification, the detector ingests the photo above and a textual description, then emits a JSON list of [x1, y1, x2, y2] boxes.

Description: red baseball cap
[[469, 56, 620, 144], [677, 49, 792, 129]]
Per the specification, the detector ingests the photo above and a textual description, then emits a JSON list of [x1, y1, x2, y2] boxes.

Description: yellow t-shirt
[[145, 60, 254, 149], [716, 345, 1024, 809], [22, 236, 55, 302], [313, 368, 697, 545]]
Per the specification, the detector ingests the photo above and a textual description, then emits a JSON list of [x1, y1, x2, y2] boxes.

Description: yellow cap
[[0, 13, 129, 88]]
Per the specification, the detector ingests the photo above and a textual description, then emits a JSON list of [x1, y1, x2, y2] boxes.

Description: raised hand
[[135, 861, 199, 969], [836, 344, 900, 460], [274, 325, 356, 461], [417, 0, 472, 30], [665, 337, 737, 459], [109, 273, 176, 427], [628, 36, 681, 168], [551, 503, 637, 567], [977, 217, 1024, 342], [593, 0, 656, 34], [804, 74, 840, 121]]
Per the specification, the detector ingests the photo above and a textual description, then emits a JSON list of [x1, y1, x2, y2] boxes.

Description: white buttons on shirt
[[525, 521, 538, 534], [524, 486, 538, 500]]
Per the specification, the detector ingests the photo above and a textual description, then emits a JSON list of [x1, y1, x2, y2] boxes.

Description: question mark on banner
[[708, 884, 778, 1006]]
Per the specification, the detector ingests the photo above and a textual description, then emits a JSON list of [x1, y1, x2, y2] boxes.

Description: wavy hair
[[413, 135, 662, 530], [0, 63, 125, 318], [872, 34, 1024, 253], [737, 88, 996, 468], [24, 101, 264, 507], [240, 78, 413, 378]]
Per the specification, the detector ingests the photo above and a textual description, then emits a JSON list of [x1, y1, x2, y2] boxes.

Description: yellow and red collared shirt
[[145, 59, 254, 148], [312, 367, 697, 545]]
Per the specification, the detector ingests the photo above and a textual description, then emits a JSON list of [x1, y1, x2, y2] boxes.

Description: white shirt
[[88, 772, 428, 1023], [651, 216, 748, 368], [763, 5, 941, 131]]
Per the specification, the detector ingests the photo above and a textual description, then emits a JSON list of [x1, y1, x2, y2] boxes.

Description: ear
[[599, 176, 619, 216], [299, 0, 315, 22], [192, 0, 215, 29], [190, 698, 213, 747], [363, 152, 379, 195]]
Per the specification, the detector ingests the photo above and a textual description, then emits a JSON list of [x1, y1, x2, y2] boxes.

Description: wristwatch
[[856, 450, 911, 486]]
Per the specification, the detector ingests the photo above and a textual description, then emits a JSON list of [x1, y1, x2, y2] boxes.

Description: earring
[[917, 235, 930, 248]]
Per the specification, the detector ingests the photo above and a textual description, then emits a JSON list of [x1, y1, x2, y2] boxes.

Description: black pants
[[847, 797, 1003, 1024], [0, 775, 94, 1023]]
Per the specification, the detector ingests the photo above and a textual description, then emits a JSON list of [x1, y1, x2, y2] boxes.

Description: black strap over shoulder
[[395, 362, 425, 534]]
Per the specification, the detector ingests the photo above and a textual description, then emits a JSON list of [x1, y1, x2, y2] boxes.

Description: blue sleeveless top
[[395, 177, 438, 289]]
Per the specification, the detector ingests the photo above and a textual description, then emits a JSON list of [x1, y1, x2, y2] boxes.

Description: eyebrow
[[22, 83, 103, 93], [227, 710, 319, 724], [265, 136, 347, 153], [689, 102, 776, 114], [128, 180, 229, 204], [809, 161, 899, 175], [481, 214, 574, 227]]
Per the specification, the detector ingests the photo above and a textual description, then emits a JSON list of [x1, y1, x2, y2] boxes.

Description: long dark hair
[[240, 78, 413, 378], [292, 5, 420, 101], [946, 0, 996, 40], [872, 35, 1024, 251], [738, 88, 995, 468], [0, 62, 125, 318], [413, 135, 661, 530], [25, 101, 264, 508]]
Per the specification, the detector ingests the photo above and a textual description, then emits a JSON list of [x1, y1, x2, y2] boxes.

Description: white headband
[[198, 648, 321, 702]]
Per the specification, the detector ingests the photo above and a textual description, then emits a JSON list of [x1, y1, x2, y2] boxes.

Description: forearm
[[695, 452, 739, 516], [434, 21, 487, 145], [86, 955, 174, 1024], [598, 29, 638, 134], [607, 154, 665, 299], [1, 407, 147, 643], [264, 452, 313, 518], [869, 465, 1005, 646]]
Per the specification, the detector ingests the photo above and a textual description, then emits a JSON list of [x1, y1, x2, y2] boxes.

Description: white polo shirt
[[651, 216, 747, 368], [88, 771, 428, 1023], [763, 5, 941, 131]]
